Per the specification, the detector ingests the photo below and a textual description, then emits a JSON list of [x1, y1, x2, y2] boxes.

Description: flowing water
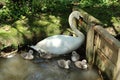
[[0, 53, 102, 80]]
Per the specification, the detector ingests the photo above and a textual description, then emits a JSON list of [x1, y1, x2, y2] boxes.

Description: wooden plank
[[94, 33, 118, 64], [114, 49, 120, 80], [86, 26, 95, 64], [94, 25, 120, 49], [93, 25, 120, 80], [93, 25, 120, 65], [95, 49, 115, 80]]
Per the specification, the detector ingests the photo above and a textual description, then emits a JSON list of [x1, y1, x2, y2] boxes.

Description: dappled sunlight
[[0, 9, 72, 49], [30, 13, 69, 37]]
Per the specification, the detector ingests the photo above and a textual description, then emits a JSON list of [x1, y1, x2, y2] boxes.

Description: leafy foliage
[[0, 0, 32, 22], [0, 0, 72, 22], [0, 0, 119, 23], [31, 0, 72, 12], [79, 0, 119, 7]]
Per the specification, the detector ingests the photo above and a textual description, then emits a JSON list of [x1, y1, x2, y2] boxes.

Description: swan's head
[[69, 11, 85, 26], [71, 11, 83, 20], [72, 51, 78, 56], [28, 50, 34, 54]]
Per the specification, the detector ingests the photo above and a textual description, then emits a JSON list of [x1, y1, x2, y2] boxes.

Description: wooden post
[[86, 25, 95, 64], [114, 49, 120, 80]]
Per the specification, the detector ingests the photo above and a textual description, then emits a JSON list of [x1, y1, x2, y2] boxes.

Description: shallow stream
[[0, 53, 102, 80]]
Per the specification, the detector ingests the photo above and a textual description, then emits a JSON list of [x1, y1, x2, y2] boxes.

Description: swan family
[[29, 11, 85, 58]]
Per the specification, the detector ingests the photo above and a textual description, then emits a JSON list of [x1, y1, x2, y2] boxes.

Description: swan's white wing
[[35, 35, 84, 55]]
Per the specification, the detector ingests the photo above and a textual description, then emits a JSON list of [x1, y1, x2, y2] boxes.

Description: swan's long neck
[[68, 12, 85, 39]]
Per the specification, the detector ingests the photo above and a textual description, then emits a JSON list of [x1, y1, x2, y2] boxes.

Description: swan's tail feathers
[[29, 46, 36, 50], [27, 45, 38, 52]]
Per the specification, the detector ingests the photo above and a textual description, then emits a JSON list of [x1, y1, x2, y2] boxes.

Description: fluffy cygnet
[[71, 51, 80, 62], [57, 59, 71, 69], [21, 50, 34, 60], [74, 59, 88, 69]]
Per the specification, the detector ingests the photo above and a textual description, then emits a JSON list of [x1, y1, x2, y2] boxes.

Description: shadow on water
[[0, 53, 102, 80]]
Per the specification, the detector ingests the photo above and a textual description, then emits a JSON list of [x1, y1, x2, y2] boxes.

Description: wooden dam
[[75, 8, 120, 80]]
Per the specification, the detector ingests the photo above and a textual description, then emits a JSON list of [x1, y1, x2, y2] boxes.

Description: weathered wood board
[[73, 7, 120, 80], [86, 25, 120, 80]]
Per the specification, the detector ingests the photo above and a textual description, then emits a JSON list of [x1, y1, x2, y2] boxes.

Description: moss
[[31, 14, 62, 37], [0, 12, 70, 50]]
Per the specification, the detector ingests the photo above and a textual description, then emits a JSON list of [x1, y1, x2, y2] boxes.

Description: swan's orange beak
[[79, 16, 83, 25], [79, 16, 87, 25], [79, 18, 83, 25]]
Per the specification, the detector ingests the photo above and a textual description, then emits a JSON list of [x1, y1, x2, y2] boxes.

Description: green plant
[[0, 0, 119, 23], [0, 0, 72, 22], [79, 0, 119, 7], [0, 5, 11, 22], [31, 0, 72, 12]]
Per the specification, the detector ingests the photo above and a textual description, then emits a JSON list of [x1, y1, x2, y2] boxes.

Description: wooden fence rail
[[86, 25, 120, 80], [75, 8, 120, 80]]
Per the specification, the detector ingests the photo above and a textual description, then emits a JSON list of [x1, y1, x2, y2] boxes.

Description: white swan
[[29, 11, 85, 58]]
